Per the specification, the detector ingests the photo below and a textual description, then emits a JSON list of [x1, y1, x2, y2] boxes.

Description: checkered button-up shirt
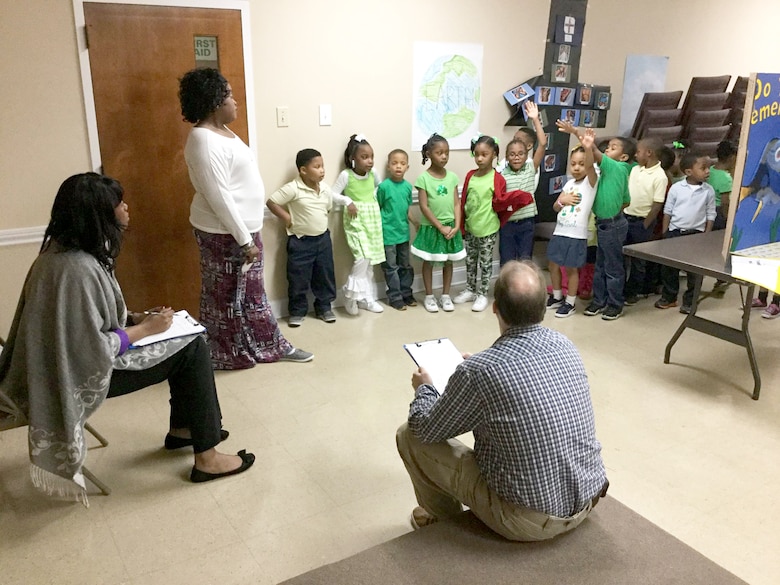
[[408, 324, 606, 518]]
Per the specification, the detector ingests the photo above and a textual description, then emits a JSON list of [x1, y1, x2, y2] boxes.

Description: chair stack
[[679, 75, 731, 157], [725, 76, 749, 143], [630, 91, 683, 143]]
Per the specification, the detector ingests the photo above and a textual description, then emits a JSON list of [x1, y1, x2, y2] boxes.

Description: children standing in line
[[654, 153, 716, 314], [546, 130, 599, 317], [332, 134, 386, 316], [499, 101, 547, 264], [410, 133, 466, 313], [623, 136, 668, 305], [558, 121, 635, 320], [267, 148, 347, 326], [377, 149, 418, 310], [454, 135, 532, 312]]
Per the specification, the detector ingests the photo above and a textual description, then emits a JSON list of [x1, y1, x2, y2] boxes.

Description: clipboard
[[403, 338, 463, 395], [130, 310, 206, 348]]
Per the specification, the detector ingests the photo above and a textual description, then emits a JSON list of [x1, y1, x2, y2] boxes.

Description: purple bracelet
[[113, 328, 130, 355]]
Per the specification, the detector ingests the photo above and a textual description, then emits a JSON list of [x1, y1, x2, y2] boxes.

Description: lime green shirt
[[415, 170, 459, 226], [464, 171, 500, 237], [707, 166, 732, 207]]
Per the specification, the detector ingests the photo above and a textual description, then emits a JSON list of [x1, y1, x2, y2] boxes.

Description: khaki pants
[[396, 423, 595, 541]]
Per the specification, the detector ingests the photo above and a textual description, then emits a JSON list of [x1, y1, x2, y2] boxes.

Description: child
[[623, 136, 668, 305], [547, 129, 599, 317], [654, 153, 716, 313], [410, 133, 466, 313], [499, 101, 547, 264], [267, 148, 347, 326], [668, 140, 690, 183], [377, 149, 418, 310], [558, 122, 635, 320], [708, 140, 737, 231], [454, 135, 532, 312], [332, 134, 385, 315]]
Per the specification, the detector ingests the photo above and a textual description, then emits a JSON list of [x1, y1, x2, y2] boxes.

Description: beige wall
[[0, 0, 776, 335]]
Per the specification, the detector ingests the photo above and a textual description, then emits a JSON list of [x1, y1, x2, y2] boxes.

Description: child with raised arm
[[331, 134, 385, 316], [500, 101, 547, 263], [411, 134, 466, 313], [377, 149, 418, 310], [557, 121, 634, 321], [267, 149, 345, 327], [546, 130, 598, 317], [623, 136, 668, 306], [654, 153, 716, 314]]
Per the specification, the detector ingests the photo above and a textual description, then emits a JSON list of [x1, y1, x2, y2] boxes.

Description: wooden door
[[84, 3, 248, 316]]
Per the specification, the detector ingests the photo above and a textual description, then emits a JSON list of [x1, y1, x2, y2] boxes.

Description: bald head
[[494, 260, 547, 328]]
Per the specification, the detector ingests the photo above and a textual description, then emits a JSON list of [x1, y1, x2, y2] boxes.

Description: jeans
[[499, 218, 535, 265], [593, 213, 628, 309], [286, 231, 336, 317], [382, 242, 414, 305], [623, 216, 655, 298]]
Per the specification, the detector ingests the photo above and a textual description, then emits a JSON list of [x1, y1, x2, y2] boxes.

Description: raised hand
[[524, 100, 539, 119], [581, 128, 596, 149], [555, 119, 578, 136]]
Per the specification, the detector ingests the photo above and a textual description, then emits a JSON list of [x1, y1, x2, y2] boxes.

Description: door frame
[[72, 0, 257, 172]]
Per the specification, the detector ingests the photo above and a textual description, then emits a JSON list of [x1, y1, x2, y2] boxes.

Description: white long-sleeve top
[[184, 127, 264, 246]]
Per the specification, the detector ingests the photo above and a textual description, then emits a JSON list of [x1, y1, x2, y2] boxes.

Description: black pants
[[286, 231, 336, 317], [660, 230, 702, 307], [108, 336, 222, 453]]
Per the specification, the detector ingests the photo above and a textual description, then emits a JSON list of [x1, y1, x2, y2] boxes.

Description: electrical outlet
[[276, 106, 289, 127], [319, 104, 332, 126]]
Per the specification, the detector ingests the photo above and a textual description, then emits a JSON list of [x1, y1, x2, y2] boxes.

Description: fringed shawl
[[0, 245, 195, 505]]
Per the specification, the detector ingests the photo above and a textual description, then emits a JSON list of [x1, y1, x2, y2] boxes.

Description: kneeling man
[[397, 260, 608, 541]]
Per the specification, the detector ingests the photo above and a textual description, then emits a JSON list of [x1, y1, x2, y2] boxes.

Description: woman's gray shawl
[[0, 246, 196, 505]]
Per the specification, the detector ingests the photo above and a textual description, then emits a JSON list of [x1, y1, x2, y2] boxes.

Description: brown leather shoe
[[410, 506, 437, 529]]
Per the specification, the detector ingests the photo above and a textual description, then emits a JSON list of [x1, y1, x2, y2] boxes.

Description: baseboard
[[0, 226, 46, 247]]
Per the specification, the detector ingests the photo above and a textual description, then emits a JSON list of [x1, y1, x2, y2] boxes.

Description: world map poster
[[412, 42, 483, 151]]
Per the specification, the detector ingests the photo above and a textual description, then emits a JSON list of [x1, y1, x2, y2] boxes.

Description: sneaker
[[453, 289, 476, 304], [654, 298, 678, 309], [317, 311, 336, 323], [546, 294, 564, 309], [409, 506, 437, 530], [679, 304, 691, 315], [751, 297, 768, 309], [403, 296, 418, 307], [440, 294, 455, 312], [279, 348, 314, 363], [555, 301, 575, 318], [711, 281, 729, 298], [624, 295, 639, 306], [391, 301, 407, 311], [345, 298, 359, 316], [358, 299, 384, 313], [288, 315, 304, 327], [423, 295, 439, 313], [472, 295, 489, 312], [601, 305, 623, 320], [583, 302, 605, 316], [762, 303, 780, 319]]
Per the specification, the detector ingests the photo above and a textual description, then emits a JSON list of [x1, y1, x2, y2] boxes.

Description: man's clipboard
[[403, 338, 463, 395]]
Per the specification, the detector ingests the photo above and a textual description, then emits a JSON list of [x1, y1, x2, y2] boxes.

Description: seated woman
[[0, 173, 255, 504]]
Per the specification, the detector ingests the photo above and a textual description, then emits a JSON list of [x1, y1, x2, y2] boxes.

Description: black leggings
[[108, 336, 222, 453]]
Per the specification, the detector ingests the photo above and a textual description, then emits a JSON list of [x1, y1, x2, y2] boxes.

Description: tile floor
[[1, 276, 778, 585]]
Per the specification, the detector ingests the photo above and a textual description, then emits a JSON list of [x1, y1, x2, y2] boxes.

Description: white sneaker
[[472, 295, 489, 312], [453, 289, 476, 304], [345, 298, 359, 316], [423, 295, 439, 313], [358, 299, 384, 313], [440, 294, 454, 312]]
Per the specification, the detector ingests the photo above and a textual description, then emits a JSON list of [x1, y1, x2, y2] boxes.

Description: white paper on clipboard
[[403, 338, 463, 395]]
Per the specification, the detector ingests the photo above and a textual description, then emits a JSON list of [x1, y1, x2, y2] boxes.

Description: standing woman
[[178, 68, 312, 369]]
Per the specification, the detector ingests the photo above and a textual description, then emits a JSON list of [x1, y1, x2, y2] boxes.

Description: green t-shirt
[[376, 178, 413, 245], [591, 155, 630, 219], [707, 166, 733, 207], [414, 170, 459, 226], [464, 171, 500, 237]]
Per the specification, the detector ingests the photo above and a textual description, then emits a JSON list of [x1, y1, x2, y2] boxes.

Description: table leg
[[741, 284, 761, 399], [664, 272, 704, 363]]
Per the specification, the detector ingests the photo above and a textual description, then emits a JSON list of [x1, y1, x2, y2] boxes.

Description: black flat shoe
[[165, 429, 229, 450], [190, 449, 255, 483]]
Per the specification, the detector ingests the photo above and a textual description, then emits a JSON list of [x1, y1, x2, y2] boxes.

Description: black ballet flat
[[190, 449, 255, 483], [165, 429, 229, 450]]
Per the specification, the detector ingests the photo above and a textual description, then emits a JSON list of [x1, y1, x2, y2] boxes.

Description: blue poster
[[731, 73, 780, 252]]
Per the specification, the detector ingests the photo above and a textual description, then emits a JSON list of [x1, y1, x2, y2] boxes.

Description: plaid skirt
[[194, 229, 292, 369], [343, 201, 386, 265]]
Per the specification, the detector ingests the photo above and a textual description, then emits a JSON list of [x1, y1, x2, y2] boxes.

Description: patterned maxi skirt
[[194, 229, 292, 369]]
